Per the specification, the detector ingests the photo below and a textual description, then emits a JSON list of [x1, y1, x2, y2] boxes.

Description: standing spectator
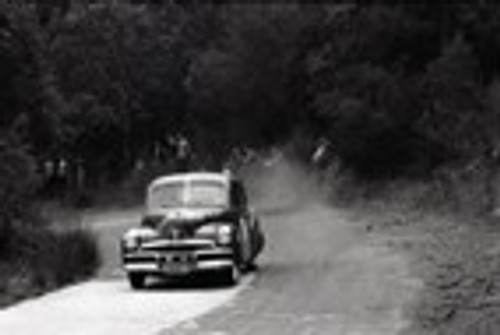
[[170, 134, 191, 172]]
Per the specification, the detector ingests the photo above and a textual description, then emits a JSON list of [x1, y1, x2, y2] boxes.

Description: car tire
[[128, 273, 146, 289], [221, 262, 241, 286], [244, 261, 258, 272]]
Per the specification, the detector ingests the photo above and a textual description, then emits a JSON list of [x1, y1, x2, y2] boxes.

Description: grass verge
[[398, 215, 500, 335], [0, 220, 100, 308], [334, 177, 500, 335]]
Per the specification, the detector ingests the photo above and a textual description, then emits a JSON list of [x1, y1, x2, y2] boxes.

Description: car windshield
[[149, 180, 228, 209]]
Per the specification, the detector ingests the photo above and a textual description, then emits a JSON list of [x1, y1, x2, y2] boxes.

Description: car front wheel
[[128, 273, 146, 289]]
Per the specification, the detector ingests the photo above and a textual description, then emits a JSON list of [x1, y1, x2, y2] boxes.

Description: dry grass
[[0, 213, 100, 308], [399, 216, 500, 335], [332, 173, 500, 335]]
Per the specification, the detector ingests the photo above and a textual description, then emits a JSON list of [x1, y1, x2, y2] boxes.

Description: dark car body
[[121, 172, 265, 288]]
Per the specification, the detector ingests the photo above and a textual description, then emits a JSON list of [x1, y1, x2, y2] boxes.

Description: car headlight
[[122, 236, 140, 250], [122, 228, 157, 251], [196, 224, 233, 246], [216, 224, 233, 245]]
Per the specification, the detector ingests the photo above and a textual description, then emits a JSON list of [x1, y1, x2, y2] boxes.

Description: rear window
[[148, 180, 228, 209]]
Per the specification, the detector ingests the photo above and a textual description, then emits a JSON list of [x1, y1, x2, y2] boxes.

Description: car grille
[[124, 255, 157, 263], [159, 223, 193, 240]]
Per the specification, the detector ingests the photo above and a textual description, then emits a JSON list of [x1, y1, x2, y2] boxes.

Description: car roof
[[148, 172, 234, 190]]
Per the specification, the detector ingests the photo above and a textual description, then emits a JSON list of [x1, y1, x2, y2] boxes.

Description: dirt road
[[165, 200, 421, 335], [0, 163, 421, 335], [163, 164, 422, 334]]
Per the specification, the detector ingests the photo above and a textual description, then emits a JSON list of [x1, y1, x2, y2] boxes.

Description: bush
[[0, 140, 100, 304], [0, 225, 100, 306]]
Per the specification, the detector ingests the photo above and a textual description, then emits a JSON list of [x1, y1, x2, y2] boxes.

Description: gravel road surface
[[165, 201, 421, 335]]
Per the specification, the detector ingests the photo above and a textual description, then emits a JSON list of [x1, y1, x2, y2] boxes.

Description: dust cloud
[[175, 153, 421, 335], [243, 154, 329, 217]]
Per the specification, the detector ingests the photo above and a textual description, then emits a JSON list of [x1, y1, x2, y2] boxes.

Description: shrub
[[0, 224, 100, 303], [0, 141, 100, 304]]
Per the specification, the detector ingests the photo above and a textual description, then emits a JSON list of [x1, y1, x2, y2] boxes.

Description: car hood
[[148, 207, 227, 223], [144, 207, 236, 239]]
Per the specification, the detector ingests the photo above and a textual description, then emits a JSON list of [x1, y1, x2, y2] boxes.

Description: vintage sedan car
[[120, 172, 265, 289]]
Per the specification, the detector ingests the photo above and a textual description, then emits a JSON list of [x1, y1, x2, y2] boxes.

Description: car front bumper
[[122, 247, 234, 276]]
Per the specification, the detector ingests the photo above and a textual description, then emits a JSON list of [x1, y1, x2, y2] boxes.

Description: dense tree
[[186, 4, 324, 165], [307, 4, 500, 178], [2, 2, 500, 190]]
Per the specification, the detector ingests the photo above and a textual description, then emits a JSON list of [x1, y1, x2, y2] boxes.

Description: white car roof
[[148, 172, 232, 190]]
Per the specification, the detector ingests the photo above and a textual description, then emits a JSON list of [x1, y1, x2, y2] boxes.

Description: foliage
[[308, 4, 500, 178], [186, 5, 321, 159], [2, 2, 500, 190], [0, 225, 100, 307]]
